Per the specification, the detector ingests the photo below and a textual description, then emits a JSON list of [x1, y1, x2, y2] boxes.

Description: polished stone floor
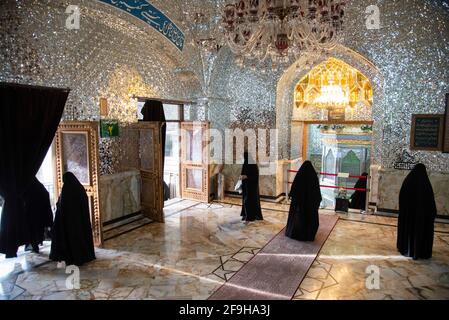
[[1, 199, 449, 300]]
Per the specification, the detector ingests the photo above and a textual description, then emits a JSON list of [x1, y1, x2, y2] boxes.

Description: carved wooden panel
[[55, 121, 103, 246], [128, 122, 164, 223], [181, 122, 210, 203], [117, 126, 140, 172]]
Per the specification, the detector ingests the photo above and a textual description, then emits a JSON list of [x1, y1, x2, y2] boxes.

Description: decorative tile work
[[97, 0, 185, 51], [293, 260, 339, 300], [208, 247, 260, 282], [0, 0, 203, 175], [294, 220, 449, 300], [1, 200, 448, 300], [209, 0, 449, 173], [1, 202, 288, 300], [2, 0, 449, 182]]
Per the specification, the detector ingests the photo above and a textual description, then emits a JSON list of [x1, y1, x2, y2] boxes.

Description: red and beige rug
[[209, 214, 339, 300]]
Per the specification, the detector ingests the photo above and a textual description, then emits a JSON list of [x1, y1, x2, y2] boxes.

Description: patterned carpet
[[209, 215, 339, 300]]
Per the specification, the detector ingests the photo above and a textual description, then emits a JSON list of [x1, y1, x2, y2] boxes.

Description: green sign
[[100, 120, 119, 138]]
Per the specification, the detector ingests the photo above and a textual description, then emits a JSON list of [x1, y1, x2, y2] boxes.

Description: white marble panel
[[100, 170, 141, 223], [378, 169, 449, 216]]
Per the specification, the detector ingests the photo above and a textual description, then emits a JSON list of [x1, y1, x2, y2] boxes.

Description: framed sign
[[444, 94, 449, 153], [100, 119, 119, 138], [410, 114, 444, 151], [99, 98, 109, 117], [61, 132, 91, 185], [55, 121, 102, 246], [328, 108, 345, 121]]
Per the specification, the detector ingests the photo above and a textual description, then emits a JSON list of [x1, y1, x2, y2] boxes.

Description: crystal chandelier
[[222, 0, 346, 66], [181, 1, 224, 53], [314, 82, 349, 109]]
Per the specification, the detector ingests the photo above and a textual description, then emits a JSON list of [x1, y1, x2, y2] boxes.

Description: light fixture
[[222, 0, 346, 67], [181, 1, 224, 53], [314, 81, 349, 109], [295, 58, 373, 110]]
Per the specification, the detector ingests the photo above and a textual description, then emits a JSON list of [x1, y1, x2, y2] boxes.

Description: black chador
[[23, 178, 54, 253], [397, 164, 436, 260], [286, 161, 322, 241], [140, 100, 166, 161], [349, 172, 368, 210], [50, 172, 96, 266], [141, 100, 168, 200], [240, 152, 263, 222]]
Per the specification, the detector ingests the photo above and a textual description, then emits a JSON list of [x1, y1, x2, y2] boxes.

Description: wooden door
[[180, 122, 210, 202], [55, 121, 102, 246], [129, 122, 164, 222]]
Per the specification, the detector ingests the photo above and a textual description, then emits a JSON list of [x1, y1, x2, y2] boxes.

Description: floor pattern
[[209, 215, 338, 300], [293, 260, 339, 300], [208, 247, 261, 282], [1, 198, 449, 300]]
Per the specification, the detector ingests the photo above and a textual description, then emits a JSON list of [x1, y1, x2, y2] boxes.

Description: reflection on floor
[[0, 198, 448, 300], [295, 220, 449, 300], [103, 213, 153, 241]]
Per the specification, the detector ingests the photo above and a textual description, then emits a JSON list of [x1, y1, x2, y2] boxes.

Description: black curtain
[[0, 83, 68, 258], [23, 178, 54, 253], [141, 100, 168, 200]]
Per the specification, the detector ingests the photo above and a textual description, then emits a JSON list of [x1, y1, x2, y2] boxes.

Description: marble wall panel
[[99, 170, 141, 223], [378, 169, 449, 216]]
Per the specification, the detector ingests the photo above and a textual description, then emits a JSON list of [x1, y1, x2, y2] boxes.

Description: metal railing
[[286, 169, 371, 213]]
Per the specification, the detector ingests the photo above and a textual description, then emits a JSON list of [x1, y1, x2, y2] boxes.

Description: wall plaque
[[100, 119, 120, 138], [410, 114, 444, 151], [444, 94, 449, 153], [328, 108, 345, 121], [99, 98, 109, 117]]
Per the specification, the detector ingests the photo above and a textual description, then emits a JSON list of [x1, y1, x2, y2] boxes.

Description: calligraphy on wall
[[410, 114, 444, 151], [97, 0, 185, 51], [100, 119, 120, 138]]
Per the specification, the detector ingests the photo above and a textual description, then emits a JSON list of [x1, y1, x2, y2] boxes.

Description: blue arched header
[[98, 0, 185, 51]]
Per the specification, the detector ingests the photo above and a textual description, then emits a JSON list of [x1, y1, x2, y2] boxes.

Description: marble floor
[[1, 199, 448, 300]]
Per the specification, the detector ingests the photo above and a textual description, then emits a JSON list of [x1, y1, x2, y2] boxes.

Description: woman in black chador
[[397, 164, 436, 260], [286, 161, 322, 241], [50, 172, 96, 266], [141, 100, 169, 200], [240, 152, 263, 222], [349, 172, 368, 210], [23, 178, 54, 253]]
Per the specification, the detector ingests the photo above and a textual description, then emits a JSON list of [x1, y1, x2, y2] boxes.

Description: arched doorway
[[276, 46, 385, 210]]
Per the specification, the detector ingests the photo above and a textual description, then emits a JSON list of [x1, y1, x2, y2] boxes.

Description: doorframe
[[298, 120, 374, 212], [180, 122, 211, 203], [136, 97, 191, 204], [128, 121, 165, 223], [55, 121, 103, 246]]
